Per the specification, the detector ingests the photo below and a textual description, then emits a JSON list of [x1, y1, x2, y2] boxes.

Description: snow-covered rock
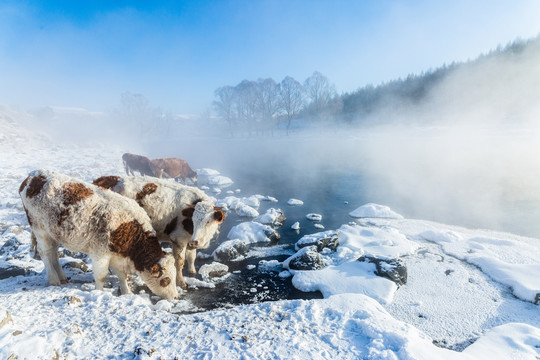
[[295, 230, 339, 252], [349, 203, 404, 219], [284, 246, 326, 271], [305, 213, 322, 221], [357, 255, 408, 286], [291, 222, 300, 231], [216, 196, 261, 218], [227, 222, 280, 244], [196, 168, 234, 187], [212, 239, 249, 262], [287, 199, 303, 206], [199, 262, 229, 281], [254, 208, 285, 227]]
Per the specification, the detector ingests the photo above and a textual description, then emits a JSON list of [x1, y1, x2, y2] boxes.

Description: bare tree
[[256, 78, 280, 135], [213, 86, 236, 135], [279, 76, 305, 135], [303, 71, 337, 121], [234, 80, 260, 134]]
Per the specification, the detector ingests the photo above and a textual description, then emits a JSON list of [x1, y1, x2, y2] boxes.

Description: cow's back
[[151, 158, 185, 178], [21, 170, 153, 254], [93, 175, 208, 234]]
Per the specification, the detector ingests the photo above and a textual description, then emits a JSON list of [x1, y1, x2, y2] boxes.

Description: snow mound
[[216, 196, 260, 218], [254, 208, 285, 226], [227, 222, 277, 244], [196, 168, 233, 187], [349, 203, 404, 219]]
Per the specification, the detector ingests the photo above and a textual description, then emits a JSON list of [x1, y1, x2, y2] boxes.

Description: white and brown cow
[[93, 175, 225, 289], [122, 153, 154, 177], [20, 170, 179, 301], [149, 158, 198, 184]]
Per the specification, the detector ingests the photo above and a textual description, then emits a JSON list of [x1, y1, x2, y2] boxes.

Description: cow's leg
[[172, 243, 187, 290], [92, 257, 110, 291], [111, 266, 131, 295], [35, 234, 62, 286], [123, 161, 130, 175], [51, 243, 68, 284], [185, 248, 197, 275]]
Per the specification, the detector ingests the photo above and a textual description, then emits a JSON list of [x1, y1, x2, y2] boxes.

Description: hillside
[[341, 35, 540, 126]]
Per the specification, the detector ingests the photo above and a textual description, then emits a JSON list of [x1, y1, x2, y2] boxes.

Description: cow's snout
[[188, 240, 199, 248]]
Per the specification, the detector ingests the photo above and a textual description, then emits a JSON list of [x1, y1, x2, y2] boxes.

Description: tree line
[[212, 35, 540, 134], [213, 71, 342, 135]]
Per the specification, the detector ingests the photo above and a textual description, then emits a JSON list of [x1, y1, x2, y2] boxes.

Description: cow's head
[[188, 201, 225, 249], [188, 169, 198, 185], [139, 254, 179, 301]]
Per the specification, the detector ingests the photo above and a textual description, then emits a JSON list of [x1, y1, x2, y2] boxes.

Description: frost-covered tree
[[303, 71, 336, 119], [256, 78, 280, 134], [234, 80, 259, 131], [279, 76, 305, 134], [213, 86, 236, 134]]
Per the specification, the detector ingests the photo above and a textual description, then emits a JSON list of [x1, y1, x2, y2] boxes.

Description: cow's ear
[[214, 210, 225, 223], [150, 264, 162, 278]]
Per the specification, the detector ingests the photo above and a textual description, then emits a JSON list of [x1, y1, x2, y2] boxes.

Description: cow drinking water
[[149, 158, 198, 184], [20, 170, 179, 301], [93, 175, 225, 289]]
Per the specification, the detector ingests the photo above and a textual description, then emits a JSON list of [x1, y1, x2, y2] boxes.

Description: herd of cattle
[[18, 153, 225, 301]]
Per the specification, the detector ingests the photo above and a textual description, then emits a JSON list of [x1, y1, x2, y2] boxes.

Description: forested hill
[[341, 35, 540, 126], [212, 35, 539, 132]]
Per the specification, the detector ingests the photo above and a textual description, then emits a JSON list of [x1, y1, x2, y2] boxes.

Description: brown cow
[[122, 153, 154, 176], [150, 158, 198, 185]]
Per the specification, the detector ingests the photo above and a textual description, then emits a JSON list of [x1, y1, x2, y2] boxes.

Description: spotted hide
[[20, 170, 178, 301], [92, 175, 225, 289]]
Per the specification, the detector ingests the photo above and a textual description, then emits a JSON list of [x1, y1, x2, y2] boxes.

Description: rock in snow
[[212, 239, 250, 262], [295, 230, 339, 252], [199, 262, 229, 281], [254, 208, 285, 227], [357, 255, 408, 287], [227, 222, 280, 244], [284, 246, 326, 271]]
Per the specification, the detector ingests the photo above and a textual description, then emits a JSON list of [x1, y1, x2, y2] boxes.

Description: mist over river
[[145, 127, 540, 240]]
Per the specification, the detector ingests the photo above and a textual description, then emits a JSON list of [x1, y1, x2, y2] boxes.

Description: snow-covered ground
[[1, 111, 539, 359]]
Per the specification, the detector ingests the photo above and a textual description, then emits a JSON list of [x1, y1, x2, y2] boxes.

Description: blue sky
[[1, 0, 539, 114]]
